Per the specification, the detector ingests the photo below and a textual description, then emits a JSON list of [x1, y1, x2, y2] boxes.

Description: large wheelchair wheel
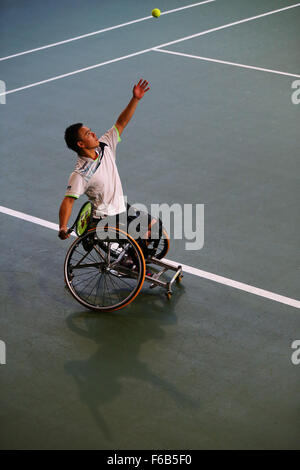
[[64, 227, 146, 312], [146, 227, 170, 260]]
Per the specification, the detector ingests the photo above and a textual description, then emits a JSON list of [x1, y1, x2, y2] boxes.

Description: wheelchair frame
[[64, 219, 183, 312]]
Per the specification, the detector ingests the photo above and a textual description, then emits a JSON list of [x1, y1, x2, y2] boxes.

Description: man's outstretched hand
[[115, 79, 150, 135], [133, 79, 150, 100]]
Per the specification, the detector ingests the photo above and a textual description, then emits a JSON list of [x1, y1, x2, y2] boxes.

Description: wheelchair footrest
[[144, 256, 183, 295]]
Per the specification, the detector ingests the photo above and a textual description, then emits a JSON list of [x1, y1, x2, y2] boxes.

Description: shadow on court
[[64, 283, 196, 441]]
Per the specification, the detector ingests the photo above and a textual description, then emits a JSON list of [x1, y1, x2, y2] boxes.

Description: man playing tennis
[[58, 79, 150, 241]]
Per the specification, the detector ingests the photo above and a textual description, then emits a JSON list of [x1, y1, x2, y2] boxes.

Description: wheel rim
[[64, 228, 145, 311], [147, 228, 170, 259]]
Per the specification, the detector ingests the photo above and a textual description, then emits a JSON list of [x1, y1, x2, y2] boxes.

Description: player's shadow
[[64, 283, 195, 441]]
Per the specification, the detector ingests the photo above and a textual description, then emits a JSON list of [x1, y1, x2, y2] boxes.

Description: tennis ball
[[152, 8, 161, 18]]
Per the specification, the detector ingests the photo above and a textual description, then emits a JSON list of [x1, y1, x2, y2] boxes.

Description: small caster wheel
[[176, 274, 183, 283], [166, 292, 172, 300]]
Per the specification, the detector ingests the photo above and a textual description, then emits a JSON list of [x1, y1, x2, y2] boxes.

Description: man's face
[[77, 126, 99, 150]]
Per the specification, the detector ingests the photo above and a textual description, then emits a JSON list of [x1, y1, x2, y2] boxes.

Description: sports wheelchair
[[64, 202, 183, 312]]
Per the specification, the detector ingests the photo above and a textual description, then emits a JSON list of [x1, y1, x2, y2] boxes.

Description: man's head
[[64, 123, 99, 154]]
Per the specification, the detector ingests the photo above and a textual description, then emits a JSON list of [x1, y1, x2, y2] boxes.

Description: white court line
[[1, 2, 299, 98], [0, 48, 153, 97], [0, 1, 214, 62], [153, 49, 300, 79], [151, 2, 300, 50], [0, 205, 299, 309], [0, 205, 60, 233], [160, 0, 214, 15], [163, 259, 300, 309]]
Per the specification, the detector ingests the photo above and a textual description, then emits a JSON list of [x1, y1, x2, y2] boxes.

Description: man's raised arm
[[115, 79, 150, 137]]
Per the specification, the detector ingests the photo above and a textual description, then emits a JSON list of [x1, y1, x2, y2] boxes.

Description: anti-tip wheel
[[165, 292, 172, 300]]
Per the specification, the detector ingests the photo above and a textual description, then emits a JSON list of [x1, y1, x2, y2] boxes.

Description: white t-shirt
[[65, 126, 126, 217]]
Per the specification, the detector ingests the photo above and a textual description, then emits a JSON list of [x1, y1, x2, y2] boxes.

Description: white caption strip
[[0, 205, 299, 309]]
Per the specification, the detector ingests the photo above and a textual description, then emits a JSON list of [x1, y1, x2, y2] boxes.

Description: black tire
[[64, 227, 146, 312], [146, 227, 170, 260]]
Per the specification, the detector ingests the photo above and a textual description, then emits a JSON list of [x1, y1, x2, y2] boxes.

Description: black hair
[[64, 122, 83, 153]]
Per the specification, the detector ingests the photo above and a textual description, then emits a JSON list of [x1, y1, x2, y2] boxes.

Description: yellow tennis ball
[[152, 8, 161, 18]]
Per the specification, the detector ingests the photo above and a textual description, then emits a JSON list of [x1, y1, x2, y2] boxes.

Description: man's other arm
[[58, 196, 76, 239]]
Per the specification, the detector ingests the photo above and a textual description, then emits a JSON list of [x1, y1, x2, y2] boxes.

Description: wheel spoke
[[104, 270, 124, 304], [84, 275, 101, 301], [65, 228, 145, 311], [73, 271, 100, 291], [94, 268, 104, 304]]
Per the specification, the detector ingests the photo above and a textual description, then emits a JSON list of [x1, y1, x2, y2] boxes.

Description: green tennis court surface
[[0, 0, 299, 450]]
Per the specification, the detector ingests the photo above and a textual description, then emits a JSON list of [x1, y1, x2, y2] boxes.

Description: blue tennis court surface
[[0, 0, 299, 450]]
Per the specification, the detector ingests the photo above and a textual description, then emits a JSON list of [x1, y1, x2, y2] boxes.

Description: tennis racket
[[67, 200, 93, 236]]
